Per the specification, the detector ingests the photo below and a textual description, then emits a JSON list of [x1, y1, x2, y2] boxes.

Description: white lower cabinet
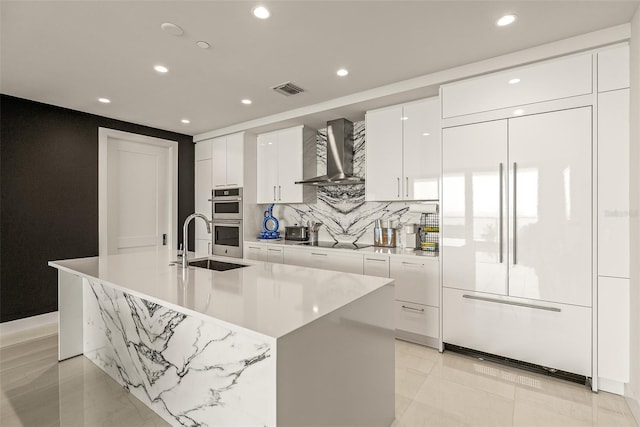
[[598, 277, 629, 393], [443, 287, 591, 376], [395, 302, 439, 340], [266, 246, 284, 264], [244, 243, 284, 264], [363, 255, 390, 277], [283, 247, 363, 274], [244, 242, 267, 261], [390, 256, 439, 347]]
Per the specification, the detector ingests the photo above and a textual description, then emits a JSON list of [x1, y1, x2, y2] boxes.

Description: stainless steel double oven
[[211, 188, 243, 258]]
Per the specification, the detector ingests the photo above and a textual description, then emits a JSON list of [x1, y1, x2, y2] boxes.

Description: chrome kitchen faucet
[[182, 213, 211, 268]]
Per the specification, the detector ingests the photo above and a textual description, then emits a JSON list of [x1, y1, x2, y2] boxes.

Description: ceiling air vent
[[272, 81, 305, 96]]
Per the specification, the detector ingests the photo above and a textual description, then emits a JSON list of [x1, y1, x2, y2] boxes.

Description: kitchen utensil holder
[[374, 227, 397, 248]]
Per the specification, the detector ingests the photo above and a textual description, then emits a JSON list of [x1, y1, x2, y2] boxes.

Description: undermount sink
[[188, 259, 249, 272]]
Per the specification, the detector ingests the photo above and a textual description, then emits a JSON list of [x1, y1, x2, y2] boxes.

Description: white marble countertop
[[49, 249, 393, 340]]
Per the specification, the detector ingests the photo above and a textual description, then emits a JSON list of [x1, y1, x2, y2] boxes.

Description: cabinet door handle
[[397, 177, 400, 198], [366, 258, 386, 262], [512, 162, 517, 265], [273, 186, 276, 201], [462, 294, 561, 312], [405, 177, 409, 198], [208, 242, 212, 254], [278, 185, 282, 201], [248, 246, 260, 250], [311, 252, 327, 256], [401, 305, 425, 313], [499, 163, 504, 264]]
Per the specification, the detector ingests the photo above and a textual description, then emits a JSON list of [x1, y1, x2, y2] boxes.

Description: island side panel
[[276, 283, 395, 427], [83, 279, 276, 427], [58, 270, 84, 360]]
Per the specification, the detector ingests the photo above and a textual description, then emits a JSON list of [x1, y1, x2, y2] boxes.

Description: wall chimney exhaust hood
[[295, 118, 365, 186]]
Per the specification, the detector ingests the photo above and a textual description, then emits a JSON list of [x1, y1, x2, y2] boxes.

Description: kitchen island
[[49, 249, 395, 427]]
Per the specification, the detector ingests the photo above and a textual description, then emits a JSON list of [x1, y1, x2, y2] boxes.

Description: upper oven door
[[211, 188, 243, 219]]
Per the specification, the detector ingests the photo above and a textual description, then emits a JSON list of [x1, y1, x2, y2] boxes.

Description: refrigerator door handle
[[512, 162, 517, 265]]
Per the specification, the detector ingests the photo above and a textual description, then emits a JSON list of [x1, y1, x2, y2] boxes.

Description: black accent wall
[[0, 95, 195, 322]]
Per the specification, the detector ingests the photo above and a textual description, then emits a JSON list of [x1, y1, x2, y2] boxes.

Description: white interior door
[[99, 128, 178, 255]]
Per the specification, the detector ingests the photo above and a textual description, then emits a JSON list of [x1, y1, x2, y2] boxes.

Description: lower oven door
[[212, 220, 243, 258]]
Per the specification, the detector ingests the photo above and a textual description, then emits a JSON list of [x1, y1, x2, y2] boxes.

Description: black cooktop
[[298, 241, 372, 250]]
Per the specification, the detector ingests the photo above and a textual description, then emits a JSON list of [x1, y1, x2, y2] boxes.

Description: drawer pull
[[311, 252, 327, 256], [366, 258, 387, 262], [462, 294, 561, 312], [401, 305, 425, 313], [401, 261, 423, 266], [268, 248, 281, 252]]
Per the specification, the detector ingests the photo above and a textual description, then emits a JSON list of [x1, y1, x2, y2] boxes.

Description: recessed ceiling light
[[160, 22, 184, 36], [497, 14, 517, 26], [509, 78, 521, 84], [154, 65, 169, 73], [401, 116, 408, 121], [422, 132, 431, 136], [98, 97, 111, 104], [336, 68, 349, 77], [241, 99, 252, 105], [513, 109, 524, 116], [252, 6, 270, 19], [181, 119, 190, 124], [196, 41, 210, 49]]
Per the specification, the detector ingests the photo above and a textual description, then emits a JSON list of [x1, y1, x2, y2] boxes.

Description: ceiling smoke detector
[[272, 81, 305, 96]]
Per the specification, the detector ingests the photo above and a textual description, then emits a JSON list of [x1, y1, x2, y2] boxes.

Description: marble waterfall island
[[49, 249, 395, 427]]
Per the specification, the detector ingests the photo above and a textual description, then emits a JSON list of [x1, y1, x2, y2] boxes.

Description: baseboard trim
[[0, 312, 58, 348], [598, 377, 626, 395], [625, 385, 640, 426]]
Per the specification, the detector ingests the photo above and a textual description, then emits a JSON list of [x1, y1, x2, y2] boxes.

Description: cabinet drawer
[[266, 247, 284, 264], [442, 287, 591, 376], [442, 54, 592, 118], [390, 257, 439, 307], [364, 255, 390, 277], [395, 301, 438, 338]]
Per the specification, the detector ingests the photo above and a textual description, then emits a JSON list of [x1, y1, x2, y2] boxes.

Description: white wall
[[627, 5, 640, 424]]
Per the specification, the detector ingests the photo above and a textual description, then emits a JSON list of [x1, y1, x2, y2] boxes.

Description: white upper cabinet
[[195, 138, 212, 161], [365, 105, 403, 201], [366, 97, 440, 202], [598, 89, 630, 278], [403, 99, 441, 200], [211, 132, 244, 188], [597, 44, 630, 92], [256, 125, 316, 204], [441, 54, 592, 118]]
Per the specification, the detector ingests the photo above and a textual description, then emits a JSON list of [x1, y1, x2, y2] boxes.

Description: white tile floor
[[1, 335, 637, 426]]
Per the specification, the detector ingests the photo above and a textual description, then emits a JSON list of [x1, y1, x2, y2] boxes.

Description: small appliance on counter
[[373, 219, 397, 248], [402, 224, 420, 249], [284, 225, 309, 241]]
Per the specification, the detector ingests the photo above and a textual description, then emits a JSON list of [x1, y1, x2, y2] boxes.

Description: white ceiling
[[1, 1, 638, 137]]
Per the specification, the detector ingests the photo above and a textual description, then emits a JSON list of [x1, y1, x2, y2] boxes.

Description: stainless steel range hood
[[295, 118, 365, 186]]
